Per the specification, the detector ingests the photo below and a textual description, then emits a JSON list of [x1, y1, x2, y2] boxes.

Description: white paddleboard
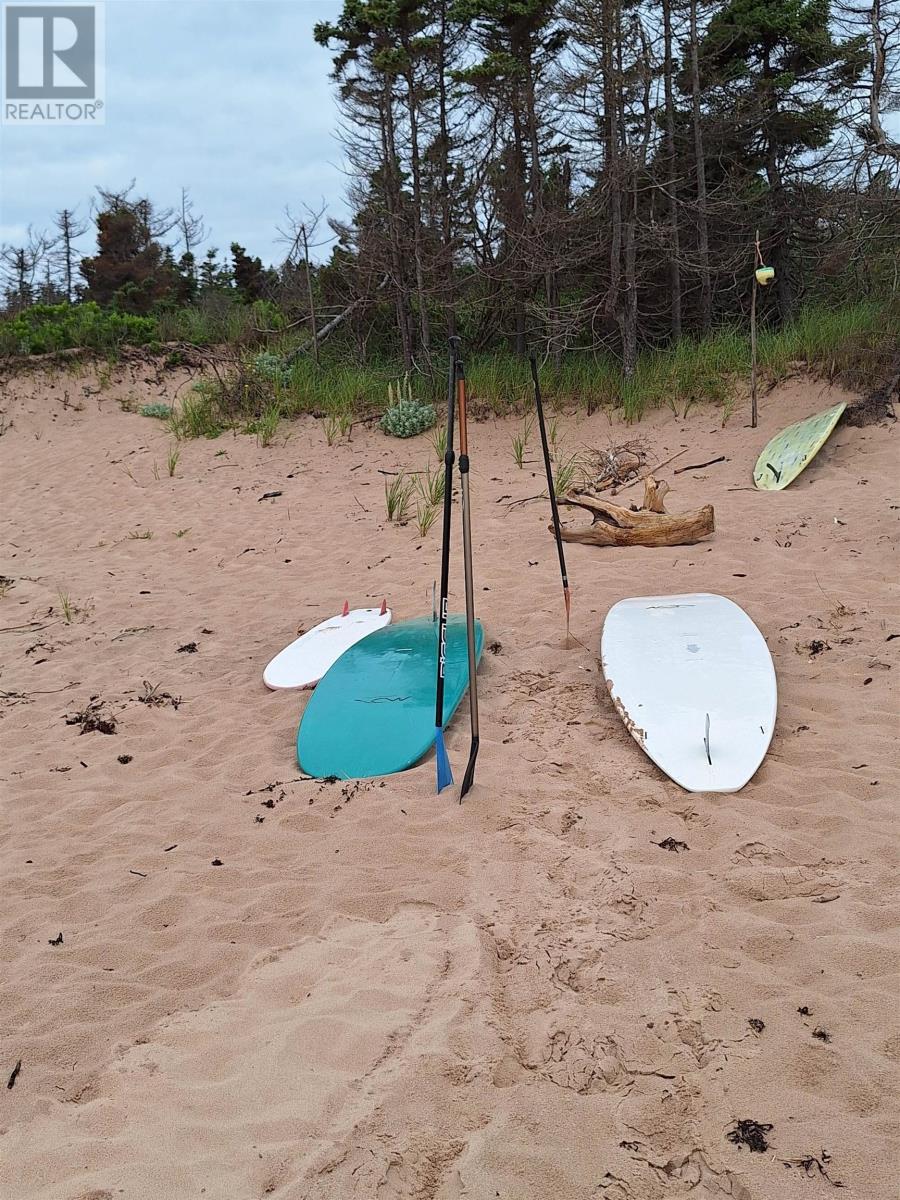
[[263, 604, 392, 690], [600, 594, 776, 793]]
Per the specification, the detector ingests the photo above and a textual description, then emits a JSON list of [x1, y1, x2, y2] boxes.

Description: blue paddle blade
[[435, 727, 453, 792]]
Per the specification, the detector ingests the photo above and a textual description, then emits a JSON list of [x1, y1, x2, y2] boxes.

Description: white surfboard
[[600, 594, 776, 793], [263, 604, 392, 690]]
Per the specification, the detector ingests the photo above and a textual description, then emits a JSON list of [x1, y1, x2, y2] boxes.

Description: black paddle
[[529, 353, 571, 639], [434, 337, 458, 792], [456, 352, 480, 800]]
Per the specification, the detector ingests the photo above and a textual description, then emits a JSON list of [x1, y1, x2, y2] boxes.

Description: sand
[[0, 358, 897, 1200]]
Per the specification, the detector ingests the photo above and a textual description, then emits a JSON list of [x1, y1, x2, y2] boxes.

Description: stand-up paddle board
[[601, 594, 776, 793], [263, 604, 391, 690], [753, 401, 846, 490], [297, 615, 483, 779]]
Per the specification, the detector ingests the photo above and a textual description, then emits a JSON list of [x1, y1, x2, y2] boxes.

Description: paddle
[[529, 354, 571, 640], [434, 337, 459, 792], [456, 351, 480, 800]]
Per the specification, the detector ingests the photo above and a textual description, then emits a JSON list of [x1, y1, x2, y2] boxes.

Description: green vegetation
[[415, 500, 440, 539], [140, 402, 173, 419], [511, 416, 532, 468], [155, 298, 895, 439], [168, 382, 224, 439], [0, 302, 156, 356], [379, 377, 437, 438], [2, 295, 895, 438], [414, 464, 445, 508], [384, 473, 415, 524], [244, 401, 281, 447], [0, 297, 279, 357]]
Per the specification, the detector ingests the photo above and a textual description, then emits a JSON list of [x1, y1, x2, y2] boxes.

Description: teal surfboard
[[297, 615, 484, 779]]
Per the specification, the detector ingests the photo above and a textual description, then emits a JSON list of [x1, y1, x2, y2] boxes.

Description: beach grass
[[9, 299, 894, 435]]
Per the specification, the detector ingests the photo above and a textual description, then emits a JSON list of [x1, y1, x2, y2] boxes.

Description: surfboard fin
[[342, 600, 350, 617], [435, 727, 453, 792], [380, 598, 387, 615], [704, 713, 712, 765]]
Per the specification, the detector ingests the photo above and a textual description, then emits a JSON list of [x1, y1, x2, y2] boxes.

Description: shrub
[[0, 301, 157, 356], [140, 403, 173, 419], [380, 378, 436, 438]]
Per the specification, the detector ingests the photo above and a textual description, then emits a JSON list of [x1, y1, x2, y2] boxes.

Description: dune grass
[[142, 299, 899, 440]]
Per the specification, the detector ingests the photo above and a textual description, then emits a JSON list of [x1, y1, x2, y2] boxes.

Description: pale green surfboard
[[297, 615, 483, 780], [753, 401, 847, 490]]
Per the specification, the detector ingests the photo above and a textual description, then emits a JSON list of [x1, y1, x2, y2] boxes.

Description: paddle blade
[[435, 727, 453, 792], [459, 737, 480, 801]]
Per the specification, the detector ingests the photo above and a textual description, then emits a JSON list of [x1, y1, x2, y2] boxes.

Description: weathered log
[[556, 475, 714, 547]]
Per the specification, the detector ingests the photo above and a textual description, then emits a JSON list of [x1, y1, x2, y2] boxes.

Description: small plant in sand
[[415, 464, 445, 508], [138, 680, 182, 709], [174, 528, 191, 538], [324, 407, 352, 446], [246, 402, 280, 447], [415, 500, 440, 539], [380, 376, 436, 439], [547, 417, 561, 458], [553, 453, 581, 500], [429, 423, 447, 461], [140, 403, 173, 419], [166, 445, 180, 476], [168, 384, 223, 440], [384, 473, 415, 524], [0, 575, 14, 599], [57, 590, 87, 624], [128, 529, 153, 540], [511, 415, 533, 469]]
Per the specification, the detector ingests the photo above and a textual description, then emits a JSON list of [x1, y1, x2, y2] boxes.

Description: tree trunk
[[662, 0, 682, 339], [381, 80, 413, 369], [688, 0, 711, 334], [620, 179, 638, 377], [436, 0, 456, 337], [301, 224, 318, 365], [404, 52, 431, 355], [559, 475, 715, 547], [602, 0, 622, 318]]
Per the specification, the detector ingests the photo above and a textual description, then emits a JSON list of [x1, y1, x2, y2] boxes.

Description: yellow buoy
[[755, 265, 775, 286]]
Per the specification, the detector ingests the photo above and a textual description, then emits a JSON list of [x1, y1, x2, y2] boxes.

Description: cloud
[[0, 0, 349, 264]]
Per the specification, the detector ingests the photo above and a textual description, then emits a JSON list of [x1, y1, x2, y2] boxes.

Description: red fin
[[342, 600, 350, 617], [380, 598, 387, 615]]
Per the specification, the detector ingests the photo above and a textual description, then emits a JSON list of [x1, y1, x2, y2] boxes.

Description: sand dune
[[1, 360, 897, 1199]]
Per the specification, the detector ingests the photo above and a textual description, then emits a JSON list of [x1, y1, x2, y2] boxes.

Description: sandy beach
[[1, 360, 897, 1199]]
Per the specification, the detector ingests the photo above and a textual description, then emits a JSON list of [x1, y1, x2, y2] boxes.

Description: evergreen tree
[[689, 0, 867, 316]]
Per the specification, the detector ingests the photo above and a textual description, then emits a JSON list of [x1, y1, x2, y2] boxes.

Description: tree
[[175, 188, 208, 277], [691, 0, 867, 317], [80, 196, 178, 313], [452, 0, 564, 352], [230, 243, 272, 301], [1, 228, 51, 311], [52, 207, 89, 302]]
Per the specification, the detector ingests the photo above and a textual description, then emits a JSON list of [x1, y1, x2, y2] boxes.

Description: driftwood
[[557, 475, 714, 547]]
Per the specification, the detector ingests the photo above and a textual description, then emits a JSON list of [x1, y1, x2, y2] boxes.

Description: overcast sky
[[1, 0, 897, 271], [0, 0, 348, 265]]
